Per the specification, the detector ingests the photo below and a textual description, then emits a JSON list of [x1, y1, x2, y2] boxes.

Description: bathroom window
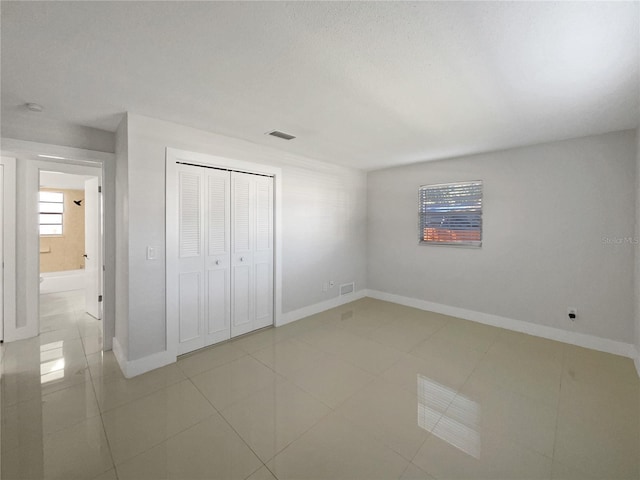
[[39, 191, 64, 235]]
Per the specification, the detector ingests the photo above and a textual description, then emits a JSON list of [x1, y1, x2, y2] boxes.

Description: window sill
[[419, 241, 482, 248]]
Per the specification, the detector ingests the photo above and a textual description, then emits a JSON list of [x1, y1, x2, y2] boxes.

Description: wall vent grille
[[339, 282, 355, 296]]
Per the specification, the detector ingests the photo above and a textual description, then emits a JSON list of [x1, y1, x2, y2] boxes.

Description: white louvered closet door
[[253, 175, 274, 330], [177, 164, 206, 355], [175, 164, 273, 354], [205, 169, 231, 345], [230, 172, 273, 337], [231, 172, 254, 337]]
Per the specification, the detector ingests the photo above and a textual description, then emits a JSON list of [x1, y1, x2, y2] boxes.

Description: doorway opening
[[38, 170, 103, 359]]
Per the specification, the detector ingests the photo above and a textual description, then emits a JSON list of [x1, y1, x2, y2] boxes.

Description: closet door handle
[[215, 260, 220, 265], [240, 257, 244, 262]]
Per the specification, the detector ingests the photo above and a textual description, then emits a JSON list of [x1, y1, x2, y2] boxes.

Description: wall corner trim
[[278, 289, 367, 326], [366, 290, 637, 359], [112, 337, 176, 379]]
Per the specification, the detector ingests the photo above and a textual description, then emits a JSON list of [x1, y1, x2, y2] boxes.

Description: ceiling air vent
[[267, 130, 296, 141]]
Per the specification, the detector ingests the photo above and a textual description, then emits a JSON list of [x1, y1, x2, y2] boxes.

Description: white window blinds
[[39, 191, 64, 236], [419, 181, 482, 247]]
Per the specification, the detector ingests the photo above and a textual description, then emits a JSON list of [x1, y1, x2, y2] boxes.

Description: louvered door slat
[[208, 174, 228, 256], [177, 165, 206, 354], [179, 172, 201, 258], [233, 177, 251, 252]]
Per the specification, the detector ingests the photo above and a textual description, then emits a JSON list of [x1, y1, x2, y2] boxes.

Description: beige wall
[[39, 188, 85, 272]]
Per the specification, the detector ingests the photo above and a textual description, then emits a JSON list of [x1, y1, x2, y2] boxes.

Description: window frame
[[39, 191, 64, 236], [418, 180, 483, 248]]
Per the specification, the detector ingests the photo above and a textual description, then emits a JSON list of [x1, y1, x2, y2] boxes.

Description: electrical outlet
[[567, 307, 577, 321], [329, 281, 335, 288]]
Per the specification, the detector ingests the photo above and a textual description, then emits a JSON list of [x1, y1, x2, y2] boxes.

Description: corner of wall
[[635, 127, 640, 378], [112, 336, 175, 379], [114, 115, 130, 357], [279, 288, 368, 326], [367, 289, 636, 359]]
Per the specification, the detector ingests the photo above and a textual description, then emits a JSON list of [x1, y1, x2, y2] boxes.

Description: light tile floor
[[1, 291, 639, 479]]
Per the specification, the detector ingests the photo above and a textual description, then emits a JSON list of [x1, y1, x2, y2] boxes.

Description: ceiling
[[1, 1, 638, 171], [40, 171, 95, 190]]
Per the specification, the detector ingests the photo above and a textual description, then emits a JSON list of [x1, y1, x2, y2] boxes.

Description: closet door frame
[[166, 148, 282, 359]]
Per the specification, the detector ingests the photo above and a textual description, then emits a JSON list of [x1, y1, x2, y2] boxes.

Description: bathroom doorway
[[38, 170, 103, 355]]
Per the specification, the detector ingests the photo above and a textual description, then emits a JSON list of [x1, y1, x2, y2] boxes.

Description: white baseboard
[[278, 289, 367, 326], [111, 337, 128, 375], [112, 288, 639, 379], [112, 337, 176, 379], [113, 290, 366, 378], [3, 324, 38, 343], [366, 289, 637, 360], [111, 291, 364, 378]]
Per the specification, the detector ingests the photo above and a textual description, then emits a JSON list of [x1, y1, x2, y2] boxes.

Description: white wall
[[635, 128, 640, 373], [116, 114, 367, 363], [0, 156, 17, 343], [14, 159, 102, 338], [1, 139, 116, 346], [39, 171, 94, 189], [115, 117, 130, 355], [368, 130, 636, 345], [1, 113, 115, 153]]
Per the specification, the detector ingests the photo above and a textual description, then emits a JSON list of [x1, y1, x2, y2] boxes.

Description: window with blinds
[[39, 191, 64, 236], [419, 181, 482, 247]]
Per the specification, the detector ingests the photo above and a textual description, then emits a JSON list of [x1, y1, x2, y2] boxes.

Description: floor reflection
[[40, 341, 66, 384], [418, 374, 481, 458]]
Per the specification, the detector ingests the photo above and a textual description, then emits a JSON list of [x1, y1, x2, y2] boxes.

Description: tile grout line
[[184, 374, 274, 480], [38, 293, 118, 480], [195, 317, 403, 477], [80, 313, 121, 480], [20, 296, 636, 479], [93, 367, 188, 415], [405, 335, 499, 479], [247, 326, 379, 412], [107, 403, 219, 473], [258, 311, 438, 469], [549, 342, 568, 470], [205, 344, 338, 475], [292, 328, 406, 381]]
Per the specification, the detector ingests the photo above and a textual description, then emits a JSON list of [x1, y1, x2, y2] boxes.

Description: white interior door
[[253, 176, 274, 329], [205, 169, 231, 345], [231, 172, 273, 337], [231, 172, 254, 337], [84, 177, 102, 319], [177, 165, 206, 354]]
